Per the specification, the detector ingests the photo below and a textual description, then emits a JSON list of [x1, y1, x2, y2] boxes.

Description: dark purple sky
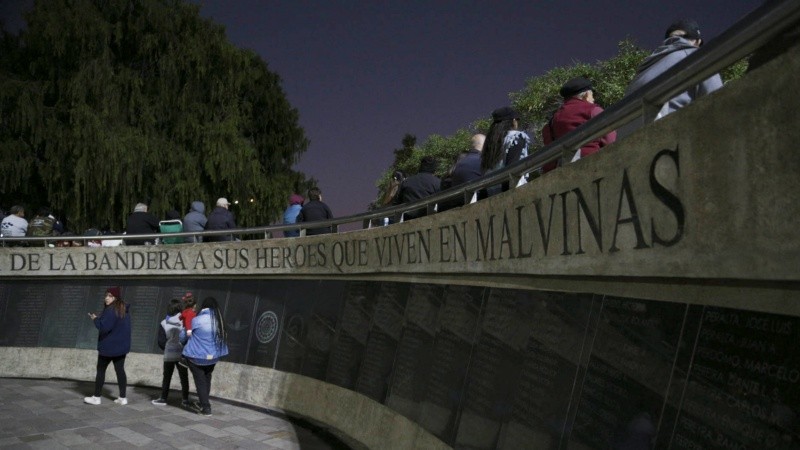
[[2, 0, 759, 221]]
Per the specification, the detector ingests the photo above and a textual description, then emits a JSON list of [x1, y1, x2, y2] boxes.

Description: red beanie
[[106, 286, 122, 299]]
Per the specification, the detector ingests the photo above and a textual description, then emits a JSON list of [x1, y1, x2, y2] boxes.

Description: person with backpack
[[26, 207, 64, 245], [152, 298, 191, 408]]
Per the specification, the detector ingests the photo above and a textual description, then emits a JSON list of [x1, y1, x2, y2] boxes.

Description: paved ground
[[0, 377, 354, 449]]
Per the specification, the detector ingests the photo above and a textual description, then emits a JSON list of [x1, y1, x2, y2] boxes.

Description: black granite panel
[[125, 284, 163, 353], [568, 296, 687, 449], [356, 330, 398, 402], [385, 281, 443, 422], [455, 287, 519, 449], [404, 283, 446, 334], [299, 281, 346, 380], [40, 284, 92, 348], [370, 282, 409, 340], [387, 324, 436, 419], [354, 282, 409, 402], [273, 281, 317, 373], [417, 285, 483, 443], [325, 281, 375, 389], [220, 281, 260, 364], [474, 290, 596, 450], [0, 283, 50, 346], [670, 307, 800, 449], [2, 278, 799, 450], [654, 304, 703, 449]]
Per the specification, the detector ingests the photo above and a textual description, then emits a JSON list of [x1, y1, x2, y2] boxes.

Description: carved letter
[[574, 177, 604, 254], [610, 169, 649, 252], [650, 148, 685, 247]]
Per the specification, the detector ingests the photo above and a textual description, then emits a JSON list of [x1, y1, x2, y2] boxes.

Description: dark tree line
[[0, 0, 310, 231]]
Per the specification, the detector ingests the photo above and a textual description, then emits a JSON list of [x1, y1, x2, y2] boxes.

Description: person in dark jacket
[[439, 134, 485, 212], [205, 198, 237, 242], [394, 156, 441, 220], [183, 201, 207, 243], [84, 286, 132, 406], [125, 203, 159, 245], [297, 187, 334, 235]]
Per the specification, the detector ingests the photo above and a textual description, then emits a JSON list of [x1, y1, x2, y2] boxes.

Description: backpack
[[27, 216, 56, 246], [159, 219, 183, 244]]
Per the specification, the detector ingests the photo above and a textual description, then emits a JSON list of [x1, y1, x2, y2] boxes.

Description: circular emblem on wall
[[255, 311, 279, 344]]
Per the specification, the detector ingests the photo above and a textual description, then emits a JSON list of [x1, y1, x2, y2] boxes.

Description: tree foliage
[[391, 134, 417, 169], [0, 0, 309, 231], [375, 38, 749, 202]]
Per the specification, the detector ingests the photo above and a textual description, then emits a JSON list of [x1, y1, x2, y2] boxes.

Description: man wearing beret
[[619, 19, 723, 137], [541, 77, 616, 172]]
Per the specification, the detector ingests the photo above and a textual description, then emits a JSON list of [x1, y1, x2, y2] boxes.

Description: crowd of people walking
[[377, 18, 721, 222], [1, 19, 723, 243]]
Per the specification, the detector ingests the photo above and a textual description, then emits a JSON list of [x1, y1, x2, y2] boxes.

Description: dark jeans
[[187, 361, 216, 409], [161, 361, 189, 401], [94, 354, 127, 397]]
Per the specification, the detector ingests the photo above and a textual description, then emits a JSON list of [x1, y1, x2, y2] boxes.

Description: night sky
[[2, 0, 759, 222]]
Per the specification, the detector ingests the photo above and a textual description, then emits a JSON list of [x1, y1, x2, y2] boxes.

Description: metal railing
[[2, 0, 799, 247]]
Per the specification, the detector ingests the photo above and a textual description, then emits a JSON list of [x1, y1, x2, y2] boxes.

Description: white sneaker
[[84, 396, 101, 405], [114, 397, 128, 405]]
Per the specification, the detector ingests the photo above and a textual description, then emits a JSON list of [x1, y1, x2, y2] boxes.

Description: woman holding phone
[[84, 286, 131, 405]]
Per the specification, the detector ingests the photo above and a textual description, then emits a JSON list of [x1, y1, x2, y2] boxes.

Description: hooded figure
[[183, 201, 207, 243], [619, 19, 722, 137]]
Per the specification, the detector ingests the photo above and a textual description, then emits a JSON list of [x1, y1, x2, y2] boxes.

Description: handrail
[[2, 0, 799, 246]]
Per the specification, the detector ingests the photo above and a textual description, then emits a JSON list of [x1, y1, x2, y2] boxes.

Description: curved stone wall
[[1, 277, 799, 449]]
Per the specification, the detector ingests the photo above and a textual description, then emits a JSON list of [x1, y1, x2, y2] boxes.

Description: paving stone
[[0, 378, 352, 450], [222, 425, 252, 436], [186, 423, 230, 438], [104, 426, 154, 446], [49, 429, 93, 446], [28, 438, 70, 450]]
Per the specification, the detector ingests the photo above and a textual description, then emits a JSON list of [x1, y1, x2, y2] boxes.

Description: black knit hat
[[560, 77, 593, 98], [419, 156, 438, 173], [665, 19, 701, 40], [491, 106, 519, 123]]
